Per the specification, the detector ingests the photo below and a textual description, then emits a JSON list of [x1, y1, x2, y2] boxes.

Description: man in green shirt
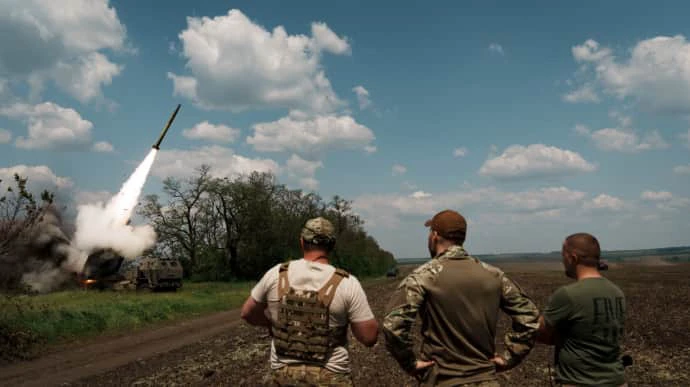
[[537, 233, 628, 387], [382, 209, 540, 386]]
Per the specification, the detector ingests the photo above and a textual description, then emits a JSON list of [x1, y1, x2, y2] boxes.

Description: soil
[[1, 263, 688, 386]]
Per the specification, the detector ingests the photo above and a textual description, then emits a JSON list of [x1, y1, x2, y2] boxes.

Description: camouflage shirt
[[382, 245, 540, 384]]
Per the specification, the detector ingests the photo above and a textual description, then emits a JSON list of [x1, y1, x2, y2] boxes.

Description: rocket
[[152, 104, 181, 150]]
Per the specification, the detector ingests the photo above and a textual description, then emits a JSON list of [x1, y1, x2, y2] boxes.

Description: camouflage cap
[[424, 209, 467, 241], [301, 217, 336, 245]]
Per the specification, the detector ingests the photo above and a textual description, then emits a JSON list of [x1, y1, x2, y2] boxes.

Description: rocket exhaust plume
[[73, 105, 181, 260], [72, 148, 158, 259], [2, 105, 182, 293]]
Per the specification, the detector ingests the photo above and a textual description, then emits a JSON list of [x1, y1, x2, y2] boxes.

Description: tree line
[[138, 165, 396, 281]]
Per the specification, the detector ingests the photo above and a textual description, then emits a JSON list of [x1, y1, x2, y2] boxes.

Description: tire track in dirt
[[0, 309, 241, 387]]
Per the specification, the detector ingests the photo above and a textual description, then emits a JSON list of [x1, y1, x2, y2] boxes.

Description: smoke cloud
[[73, 149, 159, 258], [1, 149, 160, 293]]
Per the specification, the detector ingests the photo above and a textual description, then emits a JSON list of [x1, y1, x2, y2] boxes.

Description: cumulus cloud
[[577, 127, 669, 152], [566, 35, 690, 114], [478, 144, 596, 180], [168, 9, 350, 113], [353, 186, 587, 228], [583, 194, 629, 212], [658, 198, 690, 212], [246, 110, 375, 156], [352, 86, 372, 110], [285, 154, 322, 191], [150, 145, 280, 180], [0, 102, 94, 150], [392, 164, 407, 176], [488, 43, 504, 55], [0, 0, 128, 103], [641, 191, 673, 201], [453, 147, 468, 158], [182, 121, 240, 143], [92, 141, 114, 152], [674, 164, 690, 174], [0, 165, 74, 194], [0, 129, 11, 144], [410, 191, 432, 199], [563, 84, 599, 103]]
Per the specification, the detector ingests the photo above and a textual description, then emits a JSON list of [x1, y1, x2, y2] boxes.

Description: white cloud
[[488, 43, 504, 55], [453, 147, 468, 158], [182, 121, 240, 143], [285, 154, 322, 190], [168, 9, 350, 113], [92, 141, 114, 153], [656, 197, 690, 212], [478, 144, 597, 180], [354, 186, 587, 228], [582, 128, 669, 152], [402, 181, 418, 191], [583, 194, 629, 212], [392, 164, 407, 176], [0, 129, 11, 144], [609, 111, 633, 128], [0, 165, 74, 194], [364, 145, 377, 153], [0, 102, 94, 150], [247, 110, 375, 156], [150, 145, 280, 180], [352, 86, 372, 110], [410, 191, 432, 199], [311, 22, 351, 55], [573, 124, 591, 136], [674, 164, 690, 174], [567, 35, 690, 114], [563, 84, 599, 103], [0, 0, 128, 103], [641, 191, 673, 201]]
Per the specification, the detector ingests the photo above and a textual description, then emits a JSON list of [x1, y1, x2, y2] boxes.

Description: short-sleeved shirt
[[250, 259, 375, 374], [543, 277, 626, 386]]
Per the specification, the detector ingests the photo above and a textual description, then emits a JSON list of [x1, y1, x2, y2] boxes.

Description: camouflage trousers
[[270, 364, 354, 386], [423, 381, 500, 387]]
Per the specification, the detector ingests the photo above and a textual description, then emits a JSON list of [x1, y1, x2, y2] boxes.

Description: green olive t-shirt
[[543, 277, 626, 386]]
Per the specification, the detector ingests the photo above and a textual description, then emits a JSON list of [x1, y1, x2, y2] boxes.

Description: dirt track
[[1, 264, 689, 386]]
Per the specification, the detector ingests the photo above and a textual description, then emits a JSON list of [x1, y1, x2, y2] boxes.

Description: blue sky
[[1, 0, 689, 258]]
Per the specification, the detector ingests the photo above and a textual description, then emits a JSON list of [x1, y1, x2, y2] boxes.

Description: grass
[[1, 275, 388, 362], [0, 282, 253, 359]]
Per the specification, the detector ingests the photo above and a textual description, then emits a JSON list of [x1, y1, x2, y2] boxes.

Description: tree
[[138, 165, 212, 276], [0, 174, 54, 258]]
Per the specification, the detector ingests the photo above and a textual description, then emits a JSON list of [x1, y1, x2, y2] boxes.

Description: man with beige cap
[[383, 209, 540, 386], [241, 217, 379, 386]]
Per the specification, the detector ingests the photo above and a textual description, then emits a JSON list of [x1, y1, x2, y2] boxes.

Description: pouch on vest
[[272, 261, 350, 364]]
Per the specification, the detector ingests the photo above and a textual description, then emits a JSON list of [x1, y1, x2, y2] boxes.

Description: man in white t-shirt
[[241, 217, 379, 386]]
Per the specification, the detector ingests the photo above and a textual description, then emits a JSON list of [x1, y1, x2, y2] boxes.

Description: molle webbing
[[273, 262, 349, 363]]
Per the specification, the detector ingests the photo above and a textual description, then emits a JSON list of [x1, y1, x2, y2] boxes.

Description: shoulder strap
[[318, 268, 349, 307], [277, 262, 290, 299]]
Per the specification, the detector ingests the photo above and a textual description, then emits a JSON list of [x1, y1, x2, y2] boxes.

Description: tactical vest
[[272, 261, 350, 364]]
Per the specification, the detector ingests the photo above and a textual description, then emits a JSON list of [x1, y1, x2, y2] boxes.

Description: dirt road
[[0, 309, 244, 387], [2, 264, 688, 386]]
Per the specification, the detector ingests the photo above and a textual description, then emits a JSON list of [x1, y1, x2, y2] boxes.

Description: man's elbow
[[362, 331, 378, 347], [353, 319, 379, 347]]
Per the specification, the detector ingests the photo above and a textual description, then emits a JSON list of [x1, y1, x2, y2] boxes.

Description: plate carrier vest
[[272, 261, 350, 364]]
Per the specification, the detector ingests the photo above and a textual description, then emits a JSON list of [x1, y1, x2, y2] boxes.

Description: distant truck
[[80, 249, 183, 291], [386, 266, 399, 278]]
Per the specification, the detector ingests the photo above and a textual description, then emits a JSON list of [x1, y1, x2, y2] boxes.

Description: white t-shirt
[[250, 258, 375, 374]]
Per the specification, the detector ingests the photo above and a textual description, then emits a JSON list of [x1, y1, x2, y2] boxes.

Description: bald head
[[564, 232, 601, 267]]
